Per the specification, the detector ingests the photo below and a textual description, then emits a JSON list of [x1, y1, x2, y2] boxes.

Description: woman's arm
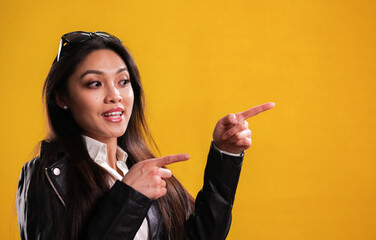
[[186, 143, 243, 240], [85, 180, 153, 240], [186, 103, 275, 239], [16, 158, 154, 240]]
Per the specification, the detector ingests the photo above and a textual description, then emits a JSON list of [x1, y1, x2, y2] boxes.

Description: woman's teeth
[[102, 111, 123, 117]]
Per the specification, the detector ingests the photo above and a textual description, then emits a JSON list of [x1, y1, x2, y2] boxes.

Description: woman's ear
[[55, 93, 69, 110]]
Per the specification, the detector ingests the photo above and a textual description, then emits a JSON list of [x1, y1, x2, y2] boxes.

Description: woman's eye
[[87, 81, 102, 88], [120, 79, 130, 86]]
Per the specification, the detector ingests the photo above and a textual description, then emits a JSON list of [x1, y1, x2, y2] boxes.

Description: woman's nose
[[104, 85, 122, 103]]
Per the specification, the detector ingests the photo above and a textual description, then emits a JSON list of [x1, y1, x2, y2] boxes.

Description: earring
[[63, 106, 68, 110]]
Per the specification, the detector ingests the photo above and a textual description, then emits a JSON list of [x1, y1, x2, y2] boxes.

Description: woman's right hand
[[122, 154, 190, 199]]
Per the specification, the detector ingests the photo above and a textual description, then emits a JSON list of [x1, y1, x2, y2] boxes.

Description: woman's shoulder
[[23, 155, 41, 167], [19, 140, 67, 185], [18, 156, 42, 183], [17, 142, 68, 207]]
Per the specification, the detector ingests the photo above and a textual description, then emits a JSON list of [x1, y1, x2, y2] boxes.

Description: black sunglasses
[[56, 31, 122, 62]]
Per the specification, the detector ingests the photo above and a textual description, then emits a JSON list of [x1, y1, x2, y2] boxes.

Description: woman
[[16, 31, 275, 240]]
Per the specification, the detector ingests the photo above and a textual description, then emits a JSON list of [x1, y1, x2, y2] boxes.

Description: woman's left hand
[[213, 102, 275, 154]]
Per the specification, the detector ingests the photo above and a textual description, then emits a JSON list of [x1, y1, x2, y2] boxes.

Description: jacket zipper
[[45, 168, 66, 207]]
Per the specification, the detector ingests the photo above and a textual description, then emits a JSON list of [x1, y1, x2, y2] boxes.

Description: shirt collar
[[82, 135, 128, 164]]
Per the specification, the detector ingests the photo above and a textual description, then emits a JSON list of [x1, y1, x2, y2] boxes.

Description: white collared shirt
[[82, 135, 149, 240]]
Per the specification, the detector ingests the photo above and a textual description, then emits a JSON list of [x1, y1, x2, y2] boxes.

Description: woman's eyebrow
[[79, 67, 129, 79], [80, 70, 103, 79], [117, 67, 128, 73]]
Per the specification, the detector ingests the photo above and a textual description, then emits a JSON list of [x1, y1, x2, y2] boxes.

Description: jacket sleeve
[[17, 158, 153, 240], [186, 143, 244, 240], [85, 180, 153, 240]]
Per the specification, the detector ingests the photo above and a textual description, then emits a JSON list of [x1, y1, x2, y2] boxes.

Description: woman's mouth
[[102, 109, 124, 123]]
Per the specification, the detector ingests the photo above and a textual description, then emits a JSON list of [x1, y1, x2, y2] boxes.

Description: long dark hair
[[37, 35, 194, 239]]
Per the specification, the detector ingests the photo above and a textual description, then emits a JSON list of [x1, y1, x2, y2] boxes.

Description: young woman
[[16, 31, 275, 240]]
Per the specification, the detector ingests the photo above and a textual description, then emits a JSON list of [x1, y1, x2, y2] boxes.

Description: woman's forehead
[[74, 49, 128, 76]]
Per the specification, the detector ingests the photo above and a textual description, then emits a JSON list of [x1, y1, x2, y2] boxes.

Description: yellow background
[[1, 0, 376, 239]]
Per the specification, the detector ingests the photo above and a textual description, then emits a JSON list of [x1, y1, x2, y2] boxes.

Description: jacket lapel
[[45, 160, 67, 207]]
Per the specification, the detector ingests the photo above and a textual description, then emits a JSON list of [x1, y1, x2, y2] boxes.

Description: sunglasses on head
[[57, 31, 122, 62]]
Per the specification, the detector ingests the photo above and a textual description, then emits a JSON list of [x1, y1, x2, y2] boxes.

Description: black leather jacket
[[17, 142, 243, 240]]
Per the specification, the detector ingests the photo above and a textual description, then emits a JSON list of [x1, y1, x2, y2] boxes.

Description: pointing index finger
[[236, 102, 275, 120], [151, 153, 190, 167]]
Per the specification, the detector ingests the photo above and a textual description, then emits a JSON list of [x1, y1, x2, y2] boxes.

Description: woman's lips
[[102, 108, 124, 123]]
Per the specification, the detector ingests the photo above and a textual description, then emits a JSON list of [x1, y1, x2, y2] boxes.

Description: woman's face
[[63, 49, 134, 142]]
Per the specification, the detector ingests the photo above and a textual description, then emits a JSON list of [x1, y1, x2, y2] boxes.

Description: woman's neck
[[105, 138, 118, 170], [84, 134, 119, 169]]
